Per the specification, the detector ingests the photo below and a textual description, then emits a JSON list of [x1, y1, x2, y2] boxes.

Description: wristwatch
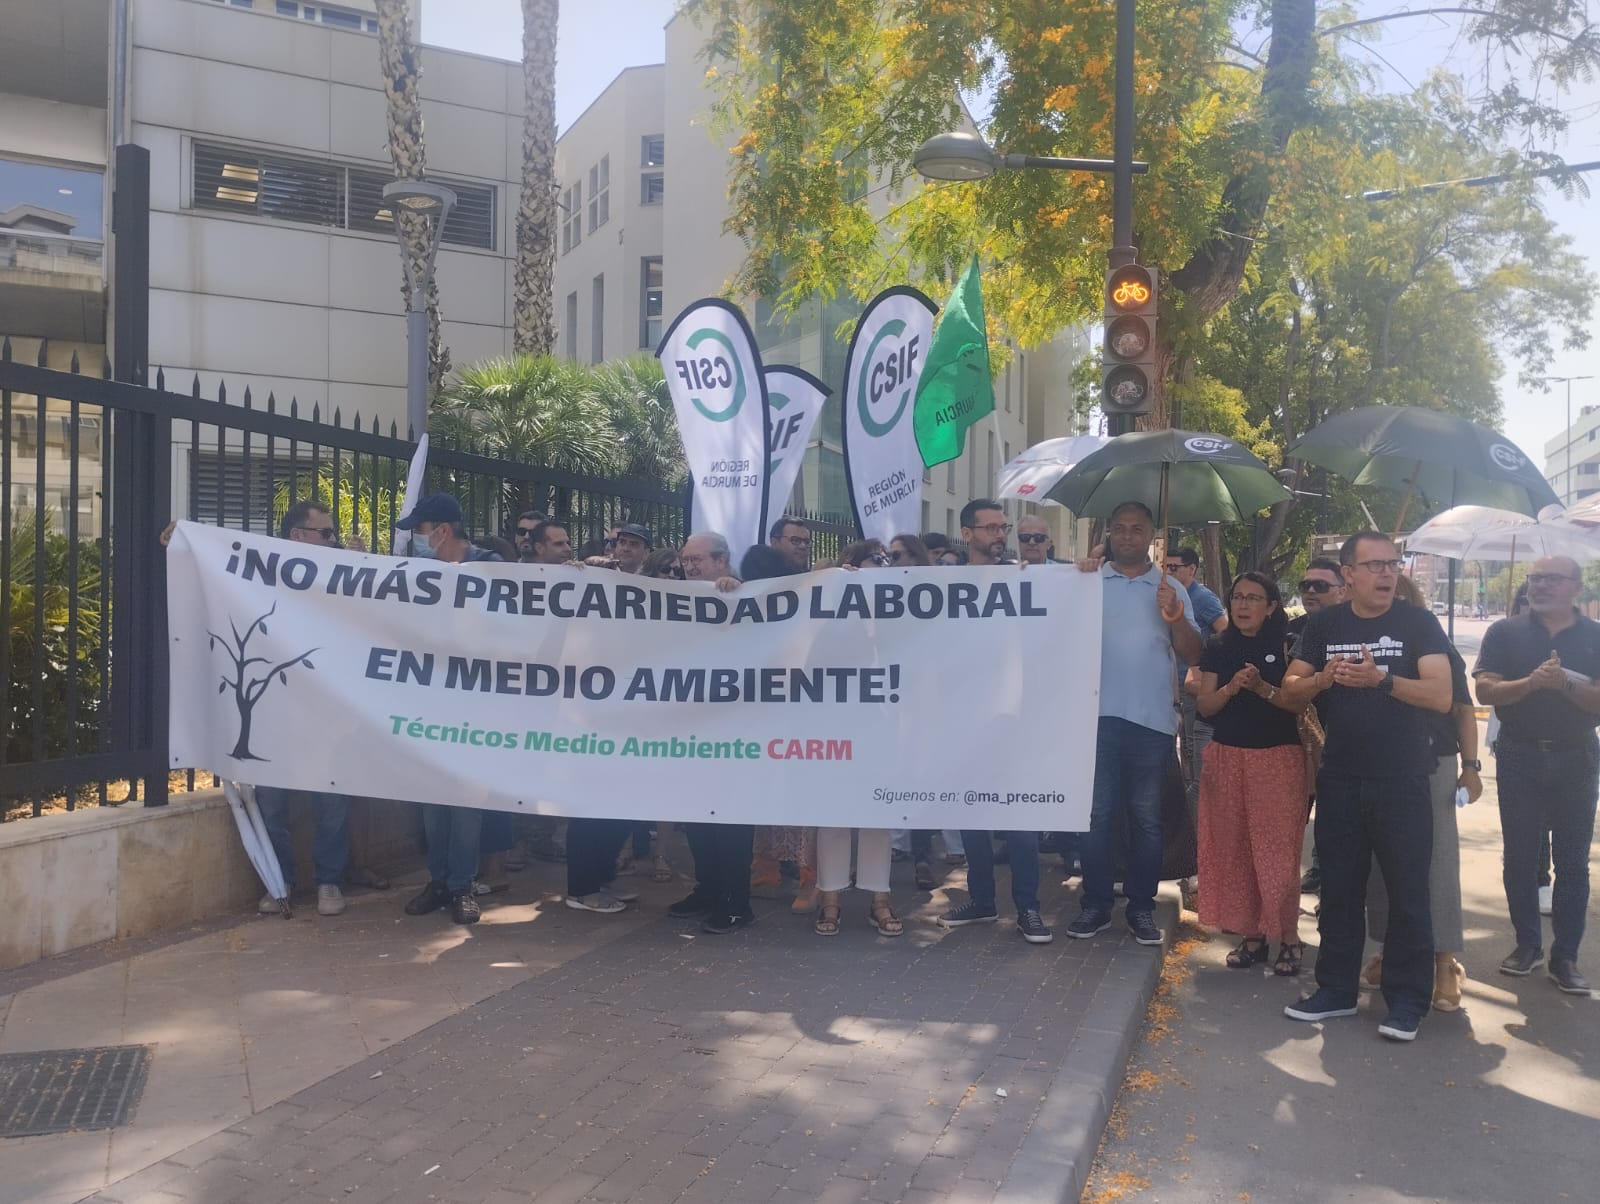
[[1375, 673, 1395, 694], [1461, 759, 1483, 771]]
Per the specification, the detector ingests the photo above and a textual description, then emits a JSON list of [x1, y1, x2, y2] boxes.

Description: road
[[1084, 722, 1600, 1204]]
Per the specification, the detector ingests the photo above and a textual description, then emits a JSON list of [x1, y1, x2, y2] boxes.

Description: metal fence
[[1, 339, 702, 819]]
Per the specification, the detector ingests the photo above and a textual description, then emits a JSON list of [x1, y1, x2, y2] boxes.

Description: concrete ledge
[[0, 791, 423, 970], [1001, 899, 1178, 1203]]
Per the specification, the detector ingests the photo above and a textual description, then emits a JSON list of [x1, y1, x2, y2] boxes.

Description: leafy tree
[[690, 0, 1600, 430]]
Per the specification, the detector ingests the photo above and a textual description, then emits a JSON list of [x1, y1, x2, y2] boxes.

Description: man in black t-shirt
[[1280, 532, 1452, 1042], [1473, 555, 1600, 996]]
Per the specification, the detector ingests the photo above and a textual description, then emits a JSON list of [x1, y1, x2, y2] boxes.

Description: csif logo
[[857, 319, 921, 438], [674, 327, 746, 422], [1489, 442, 1525, 472], [1184, 436, 1231, 455], [768, 391, 807, 470]]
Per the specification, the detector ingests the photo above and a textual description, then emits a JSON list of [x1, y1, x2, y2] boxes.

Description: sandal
[[814, 892, 842, 936], [1225, 937, 1269, 969], [1273, 942, 1304, 977], [869, 894, 903, 937]]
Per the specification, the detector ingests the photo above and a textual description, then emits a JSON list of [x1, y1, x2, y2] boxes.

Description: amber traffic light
[[1102, 265, 1158, 417]]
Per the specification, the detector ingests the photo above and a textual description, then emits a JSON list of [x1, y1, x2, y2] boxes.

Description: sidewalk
[[0, 839, 1174, 1204], [1085, 730, 1600, 1203]]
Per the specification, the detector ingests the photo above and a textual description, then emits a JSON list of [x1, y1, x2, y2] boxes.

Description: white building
[[553, 12, 1090, 537], [1543, 404, 1600, 505]]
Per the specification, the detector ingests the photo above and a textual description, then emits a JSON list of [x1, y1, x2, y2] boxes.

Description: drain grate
[[0, 1045, 153, 1138]]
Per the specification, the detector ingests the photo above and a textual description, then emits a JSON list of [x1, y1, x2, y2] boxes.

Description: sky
[[420, 1, 1600, 481]]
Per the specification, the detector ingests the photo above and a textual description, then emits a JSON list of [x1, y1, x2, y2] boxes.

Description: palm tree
[[591, 355, 688, 486], [514, 0, 559, 355], [374, 0, 450, 389]]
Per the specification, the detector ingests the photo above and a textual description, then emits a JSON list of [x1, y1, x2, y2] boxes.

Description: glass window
[[587, 156, 609, 233], [275, 1, 298, 14], [641, 135, 665, 167], [0, 158, 105, 236], [561, 181, 582, 252], [641, 172, 664, 205], [591, 274, 605, 364], [640, 256, 663, 349], [565, 292, 578, 360], [319, 4, 363, 29]]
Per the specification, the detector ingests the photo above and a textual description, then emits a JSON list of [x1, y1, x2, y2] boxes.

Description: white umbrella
[[995, 435, 1109, 505], [1561, 492, 1600, 527], [224, 781, 291, 917], [1406, 504, 1600, 563]]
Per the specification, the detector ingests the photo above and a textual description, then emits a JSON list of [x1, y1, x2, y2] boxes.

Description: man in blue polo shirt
[[1069, 501, 1203, 946]]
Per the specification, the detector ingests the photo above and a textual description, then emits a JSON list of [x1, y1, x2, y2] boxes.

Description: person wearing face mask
[[395, 494, 502, 926]]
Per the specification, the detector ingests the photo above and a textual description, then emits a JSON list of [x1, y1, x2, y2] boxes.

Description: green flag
[[913, 255, 994, 468]]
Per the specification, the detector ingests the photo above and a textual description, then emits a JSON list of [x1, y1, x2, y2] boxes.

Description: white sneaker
[[565, 892, 626, 914], [1539, 884, 1553, 915], [317, 884, 346, 916], [258, 892, 280, 914]]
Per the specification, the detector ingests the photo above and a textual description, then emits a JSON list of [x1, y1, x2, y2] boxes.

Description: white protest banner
[[167, 524, 1100, 831], [841, 286, 937, 545], [657, 298, 771, 566], [763, 365, 830, 516]]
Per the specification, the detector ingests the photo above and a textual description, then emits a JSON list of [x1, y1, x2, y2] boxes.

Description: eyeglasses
[[603, 538, 618, 549], [968, 522, 1012, 537], [681, 555, 716, 570], [1353, 559, 1403, 575], [1018, 533, 1049, 545], [1298, 579, 1335, 594], [784, 535, 812, 548], [1230, 592, 1269, 605], [1527, 572, 1579, 586], [294, 525, 338, 542], [1162, 562, 1185, 573]]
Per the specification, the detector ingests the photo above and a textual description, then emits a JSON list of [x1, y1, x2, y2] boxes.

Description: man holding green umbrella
[[1067, 501, 1204, 947]]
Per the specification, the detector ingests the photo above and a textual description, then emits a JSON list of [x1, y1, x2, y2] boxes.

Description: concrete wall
[[0, 790, 423, 971], [0, 92, 108, 168]]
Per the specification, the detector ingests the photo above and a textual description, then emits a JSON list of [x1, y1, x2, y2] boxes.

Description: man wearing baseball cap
[[611, 522, 652, 574], [395, 493, 502, 924]]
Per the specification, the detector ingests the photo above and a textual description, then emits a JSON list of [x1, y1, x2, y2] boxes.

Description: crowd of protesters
[[171, 489, 1597, 1042]]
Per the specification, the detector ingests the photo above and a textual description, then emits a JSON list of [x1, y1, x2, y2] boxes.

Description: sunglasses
[[1298, 579, 1335, 594], [603, 538, 618, 549], [515, 526, 538, 538], [294, 525, 338, 542], [867, 551, 891, 566], [1018, 533, 1049, 544]]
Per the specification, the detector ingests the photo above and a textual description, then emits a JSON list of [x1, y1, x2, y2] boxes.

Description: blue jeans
[[1084, 717, 1173, 916], [254, 786, 350, 889], [422, 804, 482, 894], [1496, 736, 1598, 962], [1315, 772, 1433, 1013], [959, 831, 1039, 914]]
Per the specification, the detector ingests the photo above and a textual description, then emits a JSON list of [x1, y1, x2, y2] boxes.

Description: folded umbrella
[[224, 781, 290, 918]]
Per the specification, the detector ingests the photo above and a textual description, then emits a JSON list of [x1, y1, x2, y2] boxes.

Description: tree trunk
[[375, 0, 450, 389], [515, 0, 559, 356], [231, 699, 260, 761], [1167, 0, 1317, 323]]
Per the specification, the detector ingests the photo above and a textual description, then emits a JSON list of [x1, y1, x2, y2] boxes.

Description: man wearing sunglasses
[[1474, 555, 1600, 997], [1287, 558, 1346, 893], [1281, 531, 1452, 1042], [1016, 515, 1055, 566], [512, 510, 548, 562]]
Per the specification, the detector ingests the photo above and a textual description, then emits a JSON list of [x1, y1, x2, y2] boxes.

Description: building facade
[[552, 12, 1090, 539], [1543, 404, 1600, 506]]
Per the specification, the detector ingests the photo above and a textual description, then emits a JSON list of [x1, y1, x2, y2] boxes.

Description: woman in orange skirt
[[1194, 571, 1309, 975]]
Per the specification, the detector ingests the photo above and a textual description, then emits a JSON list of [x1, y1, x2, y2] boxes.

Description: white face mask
[[410, 529, 439, 559]]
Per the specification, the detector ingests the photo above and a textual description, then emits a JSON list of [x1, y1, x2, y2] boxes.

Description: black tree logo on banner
[[208, 603, 319, 761]]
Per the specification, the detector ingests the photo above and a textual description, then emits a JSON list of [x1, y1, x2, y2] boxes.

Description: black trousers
[[1314, 771, 1434, 1014], [685, 822, 755, 915], [566, 817, 632, 897]]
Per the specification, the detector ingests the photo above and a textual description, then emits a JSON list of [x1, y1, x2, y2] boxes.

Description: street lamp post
[[1541, 374, 1594, 504], [382, 179, 457, 439]]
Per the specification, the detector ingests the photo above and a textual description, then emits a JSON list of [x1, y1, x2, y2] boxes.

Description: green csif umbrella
[[1285, 405, 1558, 529], [1045, 429, 1291, 525]]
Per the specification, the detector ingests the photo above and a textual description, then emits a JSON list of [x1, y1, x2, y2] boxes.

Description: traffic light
[[1102, 264, 1158, 418]]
